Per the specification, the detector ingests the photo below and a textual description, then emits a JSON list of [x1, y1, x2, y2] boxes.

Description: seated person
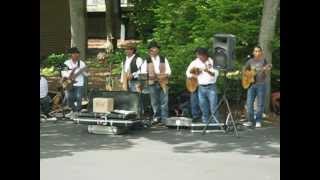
[[271, 91, 280, 115], [40, 75, 52, 117]]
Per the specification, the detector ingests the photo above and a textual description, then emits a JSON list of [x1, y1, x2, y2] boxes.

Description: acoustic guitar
[[241, 64, 272, 89], [61, 67, 87, 91], [186, 67, 201, 93], [186, 67, 216, 93]]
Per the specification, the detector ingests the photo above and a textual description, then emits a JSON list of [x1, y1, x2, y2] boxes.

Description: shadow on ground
[[40, 119, 280, 159]]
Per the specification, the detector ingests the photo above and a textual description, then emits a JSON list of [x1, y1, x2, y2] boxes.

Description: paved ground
[[40, 120, 280, 180]]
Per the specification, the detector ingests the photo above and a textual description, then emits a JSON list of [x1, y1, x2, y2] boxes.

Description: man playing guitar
[[186, 48, 219, 124], [242, 46, 272, 128], [144, 41, 172, 125], [61, 47, 88, 117]]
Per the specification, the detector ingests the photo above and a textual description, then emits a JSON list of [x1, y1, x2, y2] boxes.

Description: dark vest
[[129, 54, 139, 73]]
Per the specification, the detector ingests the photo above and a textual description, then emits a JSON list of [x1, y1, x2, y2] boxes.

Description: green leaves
[[44, 53, 69, 67]]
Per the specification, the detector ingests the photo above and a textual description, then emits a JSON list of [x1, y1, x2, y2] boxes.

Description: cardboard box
[[93, 98, 114, 113]]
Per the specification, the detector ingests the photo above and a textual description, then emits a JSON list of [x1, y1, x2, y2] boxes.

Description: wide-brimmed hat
[[119, 42, 136, 50]]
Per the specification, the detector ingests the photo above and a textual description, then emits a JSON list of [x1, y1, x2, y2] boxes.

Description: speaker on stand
[[202, 34, 239, 137]]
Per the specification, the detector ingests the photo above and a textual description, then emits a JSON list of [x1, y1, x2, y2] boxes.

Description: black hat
[[195, 47, 209, 56], [68, 47, 80, 54], [148, 41, 160, 49]]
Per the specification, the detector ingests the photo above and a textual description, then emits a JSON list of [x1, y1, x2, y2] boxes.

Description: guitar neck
[[71, 67, 87, 78]]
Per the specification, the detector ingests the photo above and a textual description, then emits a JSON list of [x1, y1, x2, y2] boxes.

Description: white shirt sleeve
[[164, 58, 171, 76], [186, 61, 195, 78], [139, 60, 147, 74], [80, 61, 88, 76], [40, 77, 48, 98], [132, 57, 144, 77], [213, 68, 219, 77], [207, 58, 215, 74]]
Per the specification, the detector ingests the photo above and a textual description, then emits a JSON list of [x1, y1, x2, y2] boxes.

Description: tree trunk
[[112, 0, 121, 45], [105, 0, 121, 49], [105, 0, 113, 38], [258, 0, 280, 114], [69, 0, 87, 60]]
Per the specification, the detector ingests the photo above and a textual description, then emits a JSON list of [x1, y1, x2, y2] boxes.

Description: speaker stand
[[201, 70, 239, 137]]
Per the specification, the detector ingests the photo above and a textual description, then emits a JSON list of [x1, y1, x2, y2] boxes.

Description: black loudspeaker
[[212, 34, 236, 70]]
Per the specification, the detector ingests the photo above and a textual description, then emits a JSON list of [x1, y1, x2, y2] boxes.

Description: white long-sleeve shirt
[[186, 57, 219, 85], [140, 55, 171, 75], [40, 76, 48, 98]]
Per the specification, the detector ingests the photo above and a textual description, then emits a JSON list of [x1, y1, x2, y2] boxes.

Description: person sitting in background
[[40, 75, 51, 118]]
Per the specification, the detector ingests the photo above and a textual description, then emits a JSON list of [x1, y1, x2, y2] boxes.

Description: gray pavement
[[40, 121, 280, 180]]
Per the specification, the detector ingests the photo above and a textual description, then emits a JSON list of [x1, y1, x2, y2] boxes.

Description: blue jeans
[[246, 83, 266, 124], [65, 86, 83, 112], [198, 84, 219, 123], [190, 89, 201, 119], [149, 83, 168, 122], [128, 80, 139, 92]]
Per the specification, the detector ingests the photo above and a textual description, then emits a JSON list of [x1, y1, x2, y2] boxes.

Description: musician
[[185, 52, 202, 122], [120, 43, 145, 92], [62, 47, 88, 116], [242, 46, 272, 128], [120, 43, 146, 118], [144, 42, 171, 124], [186, 48, 219, 124], [40, 75, 51, 117]]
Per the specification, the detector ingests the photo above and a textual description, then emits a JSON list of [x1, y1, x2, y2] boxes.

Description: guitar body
[[61, 78, 74, 91], [242, 63, 272, 89], [186, 77, 198, 93], [241, 70, 256, 89], [61, 67, 86, 91]]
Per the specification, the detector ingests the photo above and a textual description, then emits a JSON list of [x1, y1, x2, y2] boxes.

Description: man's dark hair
[[68, 47, 80, 54], [195, 47, 209, 56], [148, 41, 161, 49], [254, 45, 263, 51]]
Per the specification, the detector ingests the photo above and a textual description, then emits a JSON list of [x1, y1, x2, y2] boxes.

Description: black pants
[[40, 96, 51, 115]]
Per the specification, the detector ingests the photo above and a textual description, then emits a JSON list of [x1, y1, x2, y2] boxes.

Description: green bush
[[43, 53, 69, 67]]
